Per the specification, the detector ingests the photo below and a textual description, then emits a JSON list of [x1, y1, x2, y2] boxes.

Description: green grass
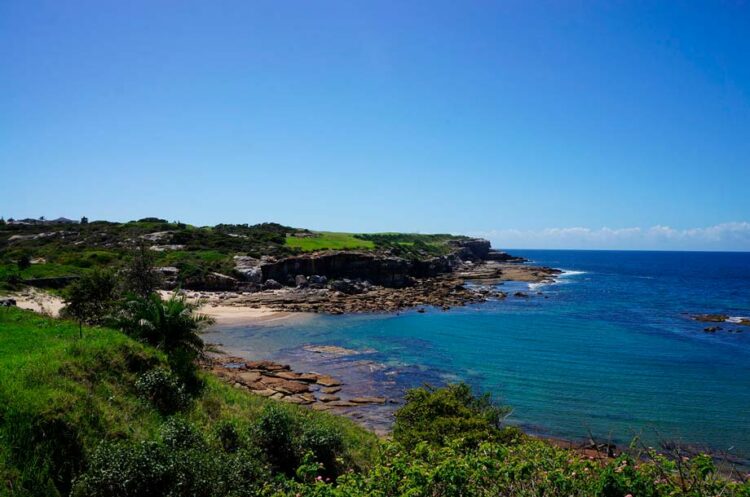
[[285, 232, 375, 252], [0, 263, 84, 280], [0, 308, 377, 496]]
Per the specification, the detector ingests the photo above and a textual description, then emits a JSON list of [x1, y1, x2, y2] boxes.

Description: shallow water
[[205, 250, 750, 460]]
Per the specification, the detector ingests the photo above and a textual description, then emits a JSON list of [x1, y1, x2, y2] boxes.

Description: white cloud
[[472, 222, 750, 251]]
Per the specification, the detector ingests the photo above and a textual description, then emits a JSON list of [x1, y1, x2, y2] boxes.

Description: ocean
[[205, 250, 750, 461]]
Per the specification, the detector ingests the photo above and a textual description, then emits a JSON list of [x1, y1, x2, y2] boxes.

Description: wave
[[559, 270, 587, 278], [527, 269, 587, 290]]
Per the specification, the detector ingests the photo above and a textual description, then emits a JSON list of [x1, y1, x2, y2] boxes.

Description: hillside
[[0, 307, 376, 496], [0, 218, 476, 292]]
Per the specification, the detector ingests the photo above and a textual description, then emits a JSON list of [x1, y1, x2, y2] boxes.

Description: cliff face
[[253, 238, 512, 289], [260, 251, 418, 288]]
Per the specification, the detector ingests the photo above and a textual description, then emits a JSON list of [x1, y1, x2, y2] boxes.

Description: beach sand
[[199, 304, 295, 326], [7, 289, 65, 317]]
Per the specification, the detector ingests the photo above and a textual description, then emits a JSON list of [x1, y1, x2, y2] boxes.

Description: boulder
[[308, 275, 328, 288], [693, 314, 729, 323], [233, 256, 263, 283], [295, 274, 308, 288], [316, 375, 342, 387], [350, 396, 387, 404], [0, 298, 17, 307], [262, 279, 283, 290]]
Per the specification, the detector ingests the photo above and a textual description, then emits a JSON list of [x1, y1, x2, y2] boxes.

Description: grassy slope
[[0, 308, 377, 496], [285, 232, 375, 252]]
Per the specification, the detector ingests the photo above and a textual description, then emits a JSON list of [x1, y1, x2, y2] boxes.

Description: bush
[[214, 420, 242, 453], [253, 404, 299, 475], [62, 269, 118, 333], [160, 417, 205, 451], [72, 440, 268, 497], [300, 422, 344, 477], [135, 369, 190, 415], [393, 383, 512, 450]]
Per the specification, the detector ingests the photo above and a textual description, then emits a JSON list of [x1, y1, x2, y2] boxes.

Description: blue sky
[[1, 1, 749, 250]]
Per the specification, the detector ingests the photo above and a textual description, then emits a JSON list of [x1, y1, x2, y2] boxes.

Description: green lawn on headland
[[285, 232, 375, 251]]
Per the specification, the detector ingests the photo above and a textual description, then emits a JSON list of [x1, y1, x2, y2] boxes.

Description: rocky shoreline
[[188, 260, 561, 315], [204, 354, 394, 433]]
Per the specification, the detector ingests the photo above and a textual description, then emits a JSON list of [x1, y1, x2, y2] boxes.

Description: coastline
[[198, 304, 297, 326]]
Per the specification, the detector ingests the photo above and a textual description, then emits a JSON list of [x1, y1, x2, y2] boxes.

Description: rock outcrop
[[259, 251, 418, 288]]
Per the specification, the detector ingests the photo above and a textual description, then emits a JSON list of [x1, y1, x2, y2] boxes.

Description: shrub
[[62, 269, 118, 335], [214, 420, 242, 453], [300, 421, 344, 477], [135, 369, 189, 415], [393, 383, 512, 450], [160, 417, 205, 451], [122, 244, 162, 298], [253, 404, 299, 475], [72, 441, 268, 497], [17, 253, 31, 270]]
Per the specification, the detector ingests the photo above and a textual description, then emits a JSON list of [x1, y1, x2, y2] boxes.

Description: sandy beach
[[199, 304, 296, 326]]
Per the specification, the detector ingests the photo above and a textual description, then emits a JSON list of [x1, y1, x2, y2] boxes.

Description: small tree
[[17, 254, 31, 271], [80, 216, 89, 225], [122, 244, 162, 298], [62, 269, 118, 337]]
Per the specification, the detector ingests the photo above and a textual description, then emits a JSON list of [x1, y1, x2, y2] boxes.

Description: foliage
[[70, 440, 268, 497], [113, 293, 213, 393], [250, 404, 349, 479], [61, 269, 118, 333], [393, 383, 513, 449], [356, 232, 466, 259], [113, 293, 212, 358], [274, 438, 750, 497], [0, 308, 377, 497], [122, 244, 162, 298], [135, 369, 190, 415], [17, 254, 31, 270]]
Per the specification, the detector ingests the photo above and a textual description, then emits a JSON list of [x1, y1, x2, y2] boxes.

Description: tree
[[80, 216, 89, 224], [62, 269, 119, 337], [122, 244, 162, 298], [0, 217, 5, 225], [17, 254, 31, 271]]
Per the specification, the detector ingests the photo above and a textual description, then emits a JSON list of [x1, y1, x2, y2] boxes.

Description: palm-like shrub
[[114, 293, 213, 357], [114, 293, 214, 392]]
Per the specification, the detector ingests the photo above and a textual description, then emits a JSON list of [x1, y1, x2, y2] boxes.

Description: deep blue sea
[[206, 250, 750, 461]]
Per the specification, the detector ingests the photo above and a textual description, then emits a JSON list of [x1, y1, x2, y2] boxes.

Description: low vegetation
[[2, 302, 748, 496], [0, 219, 470, 291]]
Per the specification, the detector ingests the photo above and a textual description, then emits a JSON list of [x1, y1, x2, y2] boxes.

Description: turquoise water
[[207, 250, 750, 460]]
